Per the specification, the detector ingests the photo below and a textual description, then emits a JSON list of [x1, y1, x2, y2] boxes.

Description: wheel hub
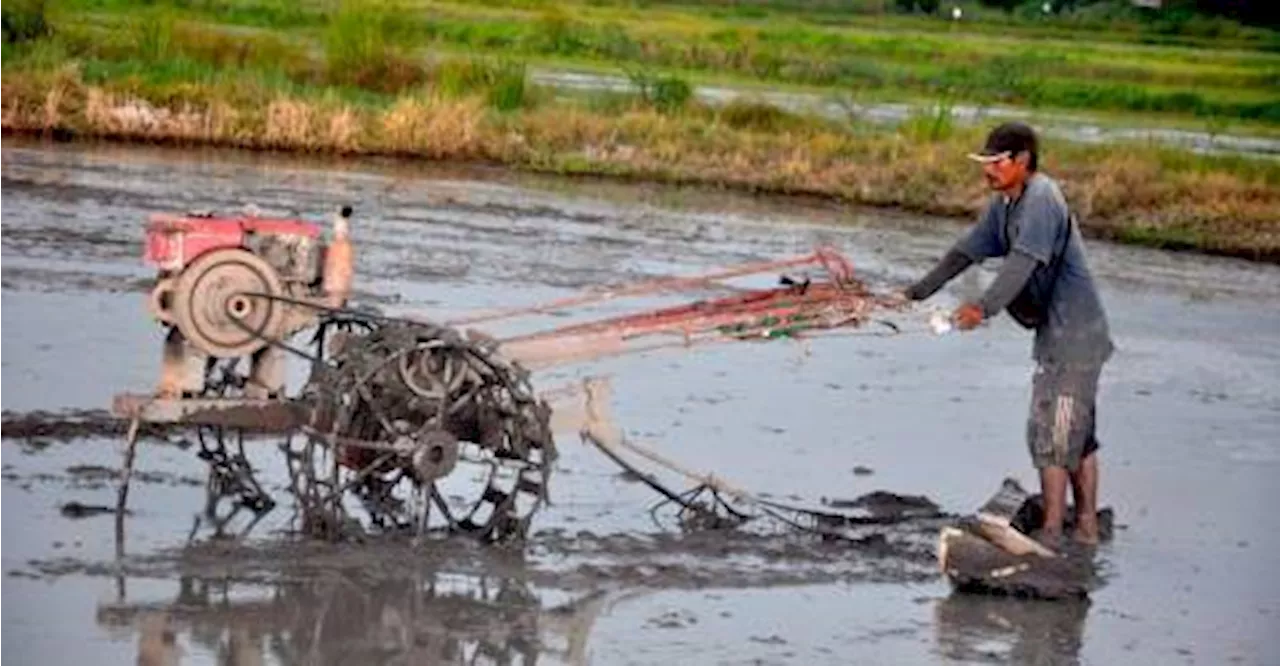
[[407, 429, 460, 481]]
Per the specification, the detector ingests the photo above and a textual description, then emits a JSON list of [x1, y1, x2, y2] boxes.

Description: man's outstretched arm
[[977, 250, 1039, 317], [952, 249, 1040, 329], [905, 248, 973, 301]]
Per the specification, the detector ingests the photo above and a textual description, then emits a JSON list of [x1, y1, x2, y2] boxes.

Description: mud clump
[[18, 439, 52, 453], [822, 490, 943, 520], [851, 491, 940, 516], [60, 501, 124, 519], [646, 609, 697, 629], [66, 464, 119, 481]]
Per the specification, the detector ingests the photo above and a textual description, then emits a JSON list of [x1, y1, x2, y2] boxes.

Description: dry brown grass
[[42, 64, 83, 131], [82, 87, 234, 143], [1, 96, 17, 129], [3, 68, 1276, 261], [264, 97, 317, 150], [376, 95, 491, 159], [325, 106, 363, 153]]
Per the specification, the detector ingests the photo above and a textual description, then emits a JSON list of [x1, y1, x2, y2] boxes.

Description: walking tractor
[[109, 205, 1096, 598]]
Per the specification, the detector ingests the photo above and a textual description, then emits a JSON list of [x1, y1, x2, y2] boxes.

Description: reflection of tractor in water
[[111, 205, 900, 545], [97, 568, 629, 666]]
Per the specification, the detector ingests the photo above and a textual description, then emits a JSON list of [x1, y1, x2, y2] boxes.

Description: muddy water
[[3, 139, 1280, 665]]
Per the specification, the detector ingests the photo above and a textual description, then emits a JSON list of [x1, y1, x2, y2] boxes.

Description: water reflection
[[934, 593, 1090, 665], [97, 569, 631, 666]]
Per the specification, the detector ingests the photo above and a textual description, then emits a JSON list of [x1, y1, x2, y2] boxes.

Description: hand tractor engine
[[143, 206, 352, 402], [115, 204, 353, 427]]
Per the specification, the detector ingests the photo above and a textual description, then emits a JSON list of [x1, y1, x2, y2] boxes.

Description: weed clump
[[433, 57, 533, 111], [322, 1, 424, 94], [717, 98, 807, 132], [2, 0, 50, 45], [626, 69, 692, 113], [133, 10, 174, 63], [900, 101, 956, 141]]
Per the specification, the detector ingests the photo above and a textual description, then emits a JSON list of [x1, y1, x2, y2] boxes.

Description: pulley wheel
[[172, 248, 286, 358]]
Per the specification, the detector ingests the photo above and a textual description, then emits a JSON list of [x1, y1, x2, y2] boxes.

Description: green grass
[[403, 10, 1279, 121], [435, 57, 533, 110], [35, 0, 1280, 125], [2, 0, 53, 44], [320, 1, 426, 92], [528, 0, 1280, 50], [13, 0, 1279, 135]]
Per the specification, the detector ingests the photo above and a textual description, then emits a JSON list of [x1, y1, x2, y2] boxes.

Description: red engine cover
[[145, 213, 321, 272]]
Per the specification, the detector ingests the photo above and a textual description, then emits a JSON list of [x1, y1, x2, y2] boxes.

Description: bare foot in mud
[[1072, 523, 1100, 547], [1071, 505, 1101, 546], [1033, 528, 1064, 551]]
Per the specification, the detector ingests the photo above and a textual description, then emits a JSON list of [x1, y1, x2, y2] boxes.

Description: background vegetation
[[3, 0, 1278, 259]]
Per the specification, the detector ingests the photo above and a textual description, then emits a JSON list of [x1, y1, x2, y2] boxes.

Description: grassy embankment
[[3, 0, 1278, 260]]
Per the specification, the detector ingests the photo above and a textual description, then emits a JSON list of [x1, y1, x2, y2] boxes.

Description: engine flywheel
[[172, 248, 286, 358]]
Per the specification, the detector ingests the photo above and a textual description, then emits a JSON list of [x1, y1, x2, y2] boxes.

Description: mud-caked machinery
[[112, 204, 909, 545], [114, 206, 556, 543]]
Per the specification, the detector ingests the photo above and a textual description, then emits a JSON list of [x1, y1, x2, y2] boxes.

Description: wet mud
[[4, 139, 1280, 665], [19, 513, 944, 592], [60, 501, 127, 519], [822, 490, 941, 517], [2, 409, 176, 443], [1, 267, 154, 295], [3, 463, 203, 493]]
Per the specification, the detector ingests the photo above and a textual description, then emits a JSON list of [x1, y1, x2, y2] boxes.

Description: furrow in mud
[[2, 409, 176, 443]]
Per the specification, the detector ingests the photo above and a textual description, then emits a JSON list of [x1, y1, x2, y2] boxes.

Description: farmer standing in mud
[[901, 121, 1113, 547]]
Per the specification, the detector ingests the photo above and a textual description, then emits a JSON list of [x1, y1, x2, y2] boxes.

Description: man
[[902, 122, 1113, 547]]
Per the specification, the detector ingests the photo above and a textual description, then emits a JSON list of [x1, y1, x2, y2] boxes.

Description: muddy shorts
[[1027, 361, 1103, 471]]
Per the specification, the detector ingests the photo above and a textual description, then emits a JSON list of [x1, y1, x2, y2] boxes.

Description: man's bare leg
[[1039, 465, 1069, 546], [1070, 453, 1100, 545]]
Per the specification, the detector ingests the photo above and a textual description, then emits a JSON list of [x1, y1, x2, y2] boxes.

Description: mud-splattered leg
[[1070, 452, 1099, 545], [1038, 466, 1068, 547]]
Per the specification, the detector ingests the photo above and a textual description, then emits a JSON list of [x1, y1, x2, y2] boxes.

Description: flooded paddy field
[[3, 140, 1279, 665]]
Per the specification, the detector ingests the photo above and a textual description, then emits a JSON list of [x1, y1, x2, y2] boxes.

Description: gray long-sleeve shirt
[[909, 173, 1114, 365]]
